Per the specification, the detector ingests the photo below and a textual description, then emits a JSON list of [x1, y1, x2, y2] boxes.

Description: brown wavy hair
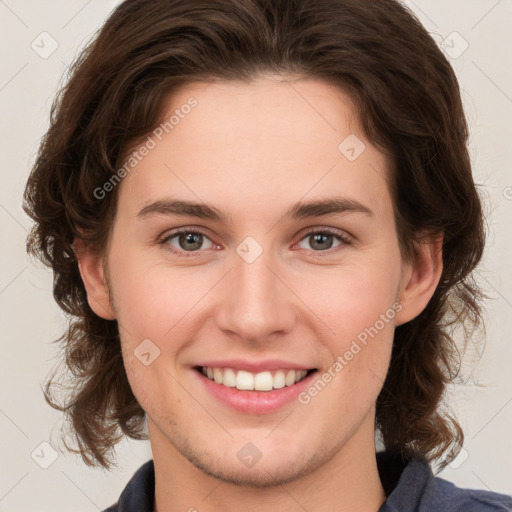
[[23, 0, 485, 470]]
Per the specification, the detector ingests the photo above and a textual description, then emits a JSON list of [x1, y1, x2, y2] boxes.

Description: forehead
[[116, 76, 393, 224], [164, 76, 363, 159]]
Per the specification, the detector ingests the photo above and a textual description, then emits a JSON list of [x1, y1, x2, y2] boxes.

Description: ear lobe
[[73, 238, 116, 320], [395, 234, 443, 326]]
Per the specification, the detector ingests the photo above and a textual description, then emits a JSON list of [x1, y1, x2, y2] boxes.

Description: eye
[[161, 230, 216, 253], [296, 229, 353, 252], [159, 227, 353, 257]]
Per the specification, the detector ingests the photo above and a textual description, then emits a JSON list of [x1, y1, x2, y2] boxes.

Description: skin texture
[[76, 76, 442, 512]]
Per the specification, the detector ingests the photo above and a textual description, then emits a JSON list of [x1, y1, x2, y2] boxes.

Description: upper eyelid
[[161, 227, 216, 243]]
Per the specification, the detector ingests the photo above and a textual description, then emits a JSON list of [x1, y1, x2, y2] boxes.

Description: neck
[[150, 416, 386, 512]]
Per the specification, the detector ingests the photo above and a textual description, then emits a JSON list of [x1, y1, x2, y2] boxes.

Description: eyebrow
[[136, 197, 374, 222]]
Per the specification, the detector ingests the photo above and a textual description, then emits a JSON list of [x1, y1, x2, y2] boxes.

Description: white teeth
[[201, 367, 311, 391], [273, 370, 286, 389], [213, 368, 223, 384], [296, 370, 307, 382], [285, 370, 296, 386], [236, 370, 254, 390], [223, 368, 236, 387], [254, 371, 273, 391]]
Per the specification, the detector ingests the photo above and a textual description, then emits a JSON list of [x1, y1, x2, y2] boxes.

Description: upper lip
[[194, 359, 316, 373]]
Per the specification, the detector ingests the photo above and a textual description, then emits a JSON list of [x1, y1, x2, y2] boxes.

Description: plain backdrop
[[0, 1, 511, 510]]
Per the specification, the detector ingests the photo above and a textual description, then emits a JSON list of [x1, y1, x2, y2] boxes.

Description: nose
[[214, 248, 296, 343]]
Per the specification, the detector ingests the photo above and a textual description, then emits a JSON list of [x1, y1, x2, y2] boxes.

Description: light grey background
[[0, 1, 511, 510]]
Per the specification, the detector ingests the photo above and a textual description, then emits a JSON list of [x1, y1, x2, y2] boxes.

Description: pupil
[[180, 232, 202, 250], [311, 233, 332, 250]]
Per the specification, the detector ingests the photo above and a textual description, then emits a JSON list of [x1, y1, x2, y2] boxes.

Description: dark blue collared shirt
[[103, 452, 512, 511]]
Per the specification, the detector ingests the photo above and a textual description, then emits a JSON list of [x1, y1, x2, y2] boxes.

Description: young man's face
[[79, 76, 439, 487]]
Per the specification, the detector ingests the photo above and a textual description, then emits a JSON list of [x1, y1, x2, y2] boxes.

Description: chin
[[159, 422, 331, 489], [182, 447, 323, 488]]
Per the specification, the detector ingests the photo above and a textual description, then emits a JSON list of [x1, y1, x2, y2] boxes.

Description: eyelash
[[158, 227, 354, 258]]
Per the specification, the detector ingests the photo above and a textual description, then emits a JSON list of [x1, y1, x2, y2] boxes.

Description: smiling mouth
[[195, 366, 318, 392]]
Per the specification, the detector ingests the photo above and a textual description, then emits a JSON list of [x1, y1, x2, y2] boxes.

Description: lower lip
[[194, 369, 317, 414]]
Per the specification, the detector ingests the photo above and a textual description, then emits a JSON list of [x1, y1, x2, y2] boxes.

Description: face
[[81, 76, 429, 487]]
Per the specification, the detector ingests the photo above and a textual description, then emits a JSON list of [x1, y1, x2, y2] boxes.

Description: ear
[[395, 233, 443, 326], [73, 238, 116, 320]]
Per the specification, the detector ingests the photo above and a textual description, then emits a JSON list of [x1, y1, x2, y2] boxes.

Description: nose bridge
[[215, 244, 295, 341]]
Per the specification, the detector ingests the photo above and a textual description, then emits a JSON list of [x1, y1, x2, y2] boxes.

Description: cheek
[[108, 255, 206, 343], [293, 257, 401, 338], [288, 250, 400, 389]]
